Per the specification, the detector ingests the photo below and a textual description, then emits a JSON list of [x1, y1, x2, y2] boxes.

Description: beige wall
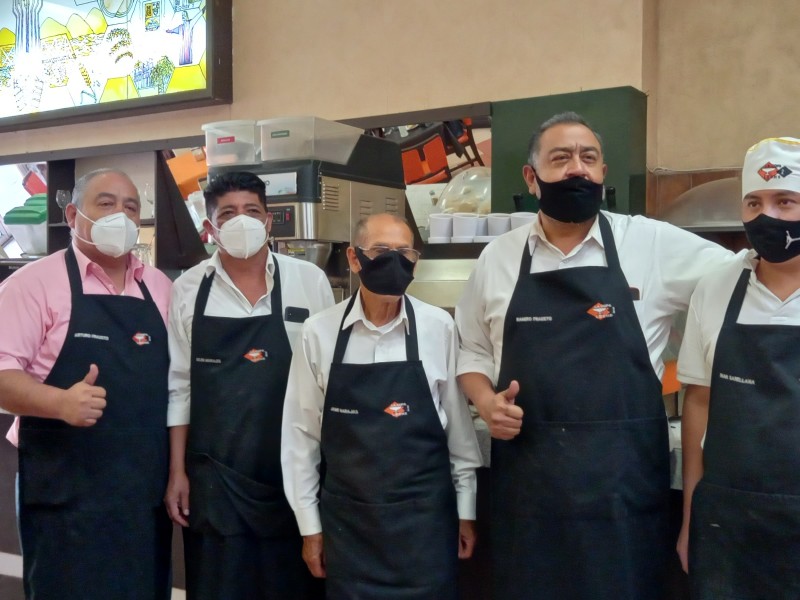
[[4, 0, 794, 173], [0, 0, 646, 157], [655, 0, 800, 170]]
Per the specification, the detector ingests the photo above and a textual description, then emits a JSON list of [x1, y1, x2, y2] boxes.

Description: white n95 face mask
[[75, 209, 139, 258], [211, 214, 268, 259]]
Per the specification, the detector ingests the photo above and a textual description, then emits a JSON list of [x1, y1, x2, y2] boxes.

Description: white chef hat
[[742, 137, 800, 199]]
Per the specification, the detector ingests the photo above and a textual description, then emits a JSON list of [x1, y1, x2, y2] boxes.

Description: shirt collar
[[205, 248, 276, 279], [341, 289, 410, 334], [528, 212, 605, 256], [71, 240, 144, 282]]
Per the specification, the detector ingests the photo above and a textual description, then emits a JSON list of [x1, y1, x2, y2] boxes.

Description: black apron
[[18, 245, 171, 600], [689, 268, 800, 599], [492, 214, 671, 600], [320, 294, 459, 600], [184, 258, 322, 600]]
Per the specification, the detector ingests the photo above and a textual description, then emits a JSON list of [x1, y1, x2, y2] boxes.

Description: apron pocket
[[320, 487, 458, 587], [187, 452, 296, 537], [690, 480, 800, 599], [495, 416, 669, 519], [19, 427, 167, 509]]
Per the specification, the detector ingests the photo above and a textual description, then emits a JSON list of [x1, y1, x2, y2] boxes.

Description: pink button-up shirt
[[0, 243, 172, 445]]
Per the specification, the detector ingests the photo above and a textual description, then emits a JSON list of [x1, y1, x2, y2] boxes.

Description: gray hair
[[527, 111, 604, 168], [352, 214, 411, 247], [71, 168, 134, 208]]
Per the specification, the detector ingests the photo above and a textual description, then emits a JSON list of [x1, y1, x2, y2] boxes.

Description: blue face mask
[[743, 213, 800, 263], [535, 174, 604, 223]]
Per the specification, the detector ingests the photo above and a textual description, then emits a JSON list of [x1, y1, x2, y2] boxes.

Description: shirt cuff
[[0, 358, 26, 373], [676, 373, 711, 387], [457, 490, 477, 521], [455, 353, 495, 382], [295, 505, 322, 536], [167, 400, 190, 427]]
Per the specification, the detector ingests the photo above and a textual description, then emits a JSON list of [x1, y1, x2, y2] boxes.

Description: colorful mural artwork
[[0, 0, 207, 119]]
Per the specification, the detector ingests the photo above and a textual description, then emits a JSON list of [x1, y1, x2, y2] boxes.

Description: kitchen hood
[[659, 177, 743, 232]]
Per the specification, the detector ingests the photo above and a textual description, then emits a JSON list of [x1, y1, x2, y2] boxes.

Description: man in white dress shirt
[[677, 137, 800, 598], [164, 171, 333, 599], [282, 213, 482, 600], [455, 111, 734, 599]]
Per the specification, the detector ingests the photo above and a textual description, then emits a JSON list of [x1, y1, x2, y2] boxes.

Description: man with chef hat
[[164, 171, 333, 599], [677, 137, 800, 598], [0, 168, 174, 599], [455, 111, 735, 599]]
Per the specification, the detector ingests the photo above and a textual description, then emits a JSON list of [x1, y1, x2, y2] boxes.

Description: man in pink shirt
[[0, 169, 173, 600]]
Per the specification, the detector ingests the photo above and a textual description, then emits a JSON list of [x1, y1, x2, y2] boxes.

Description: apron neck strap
[[722, 268, 751, 327], [333, 292, 419, 364], [194, 254, 283, 318], [518, 213, 618, 276], [65, 244, 151, 300]]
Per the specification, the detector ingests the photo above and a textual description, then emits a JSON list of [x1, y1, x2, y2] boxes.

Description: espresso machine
[[208, 117, 406, 301]]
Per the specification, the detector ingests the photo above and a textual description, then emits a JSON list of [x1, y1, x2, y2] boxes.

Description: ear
[[346, 246, 362, 274], [602, 163, 608, 178], [65, 203, 78, 229], [202, 218, 215, 238], [522, 164, 539, 196], [265, 211, 273, 234]]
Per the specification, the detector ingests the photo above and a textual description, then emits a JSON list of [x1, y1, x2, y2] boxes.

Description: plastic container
[[5, 205, 47, 255], [258, 116, 362, 164], [24, 193, 48, 209], [201, 120, 258, 166]]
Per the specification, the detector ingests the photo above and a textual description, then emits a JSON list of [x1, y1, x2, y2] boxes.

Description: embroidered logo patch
[[132, 332, 151, 345], [244, 348, 268, 363], [384, 401, 410, 418], [587, 302, 615, 320], [758, 161, 793, 182]]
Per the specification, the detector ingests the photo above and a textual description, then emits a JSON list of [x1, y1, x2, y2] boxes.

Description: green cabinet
[[490, 86, 647, 215]]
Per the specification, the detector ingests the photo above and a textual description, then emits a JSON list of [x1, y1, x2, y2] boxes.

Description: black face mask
[[355, 247, 415, 296], [743, 213, 800, 263], [535, 174, 604, 223]]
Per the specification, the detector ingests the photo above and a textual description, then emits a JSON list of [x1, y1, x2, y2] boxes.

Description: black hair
[[203, 171, 267, 218], [526, 111, 604, 167]]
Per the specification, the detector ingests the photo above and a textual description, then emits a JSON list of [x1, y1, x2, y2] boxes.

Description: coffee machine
[[208, 118, 406, 301]]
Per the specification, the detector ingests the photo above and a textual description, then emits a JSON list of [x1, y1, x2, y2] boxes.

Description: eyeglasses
[[358, 245, 421, 263]]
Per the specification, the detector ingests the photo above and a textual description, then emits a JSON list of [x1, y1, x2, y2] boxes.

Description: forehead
[[364, 217, 413, 244], [84, 173, 138, 199], [216, 190, 265, 208], [539, 123, 601, 152], [744, 189, 800, 201]]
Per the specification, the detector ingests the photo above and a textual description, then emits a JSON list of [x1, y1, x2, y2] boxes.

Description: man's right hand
[[481, 380, 523, 440], [302, 533, 326, 578], [59, 364, 107, 427], [165, 470, 191, 527]]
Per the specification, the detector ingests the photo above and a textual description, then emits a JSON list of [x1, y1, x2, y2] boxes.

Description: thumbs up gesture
[[486, 380, 524, 440], [59, 364, 107, 427]]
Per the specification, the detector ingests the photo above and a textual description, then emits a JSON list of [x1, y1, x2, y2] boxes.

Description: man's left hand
[[458, 519, 477, 559]]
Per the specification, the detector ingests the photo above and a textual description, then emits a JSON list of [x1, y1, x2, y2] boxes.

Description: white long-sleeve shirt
[[281, 291, 483, 536], [455, 211, 736, 384], [678, 249, 800, 387], [167, 250, 334, 426]]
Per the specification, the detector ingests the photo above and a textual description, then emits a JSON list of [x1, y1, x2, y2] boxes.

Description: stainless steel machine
[[208, 120, 406, 301]]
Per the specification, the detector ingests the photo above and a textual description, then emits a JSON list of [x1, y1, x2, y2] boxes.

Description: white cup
[[487, 213, 511, 236], [428, 213, 453, 238], [510, 211, 536, 230], [452, 212, 479, 238], [427, 236, 450, 244], [476, 215, 488, 236]]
